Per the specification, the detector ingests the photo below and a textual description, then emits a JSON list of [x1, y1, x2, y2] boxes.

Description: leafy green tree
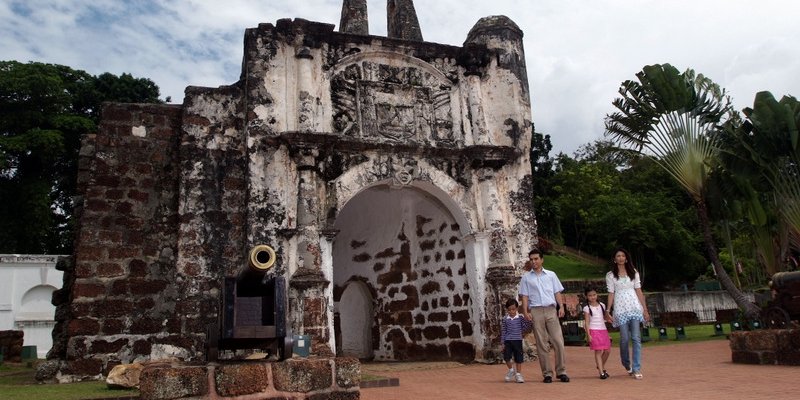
[[589, 153, 705, 287], [0, 61, 161, 254], [605, 63, 760, 318], [550, 149, 619, 252], [548, 141, 704, 288], [530, 130, 562, 241]]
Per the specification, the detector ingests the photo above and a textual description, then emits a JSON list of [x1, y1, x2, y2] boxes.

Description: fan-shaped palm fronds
[[605, 64, 760, 318], [645, 111, 719, 201]]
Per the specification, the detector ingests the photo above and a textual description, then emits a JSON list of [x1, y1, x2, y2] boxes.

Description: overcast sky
[[2, 0, 798, 155]]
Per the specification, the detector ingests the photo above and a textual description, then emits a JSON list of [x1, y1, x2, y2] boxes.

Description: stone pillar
[[458, 45, 490, 145], [320, 228, 339, 355], [289, 149, 333, 356], [296, 47, 315, 132], [295, 149, 322, 270], [465, 73, 487, 144], [484, 265, 521, 360], [339, 0, 368, 35], [387, 0, 423, 41], [477, 168, 510, 268], [289, 268, 332, 356]]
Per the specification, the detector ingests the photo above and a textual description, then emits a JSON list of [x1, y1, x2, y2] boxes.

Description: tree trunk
[[695, 201, 761, 319]]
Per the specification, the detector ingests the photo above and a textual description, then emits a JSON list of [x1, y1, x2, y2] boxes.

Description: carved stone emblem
[[331, 57, 457, 145], [393, 158, 418, 186]]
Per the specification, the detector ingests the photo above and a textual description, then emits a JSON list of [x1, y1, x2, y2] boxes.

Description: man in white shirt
[[519, 248, 569, 383]]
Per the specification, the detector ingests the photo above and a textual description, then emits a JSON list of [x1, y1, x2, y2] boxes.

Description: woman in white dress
[[606, 248, 650, 379]]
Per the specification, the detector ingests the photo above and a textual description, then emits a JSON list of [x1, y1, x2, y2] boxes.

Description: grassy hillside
[[543, 253, 607, 280]]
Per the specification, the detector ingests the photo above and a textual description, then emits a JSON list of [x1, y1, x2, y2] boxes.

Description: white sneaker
[[515, 373, 525, 383], [504, 369, 516, 382]]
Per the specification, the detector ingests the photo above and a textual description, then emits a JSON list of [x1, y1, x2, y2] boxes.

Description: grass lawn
[[607, 323, 730, 347], [0, 363, 137, 400], [544, 254, 607, 280], [361, 373, 390, 382]]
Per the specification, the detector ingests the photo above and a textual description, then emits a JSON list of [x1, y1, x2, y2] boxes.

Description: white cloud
[[1, 0, 799, 154]]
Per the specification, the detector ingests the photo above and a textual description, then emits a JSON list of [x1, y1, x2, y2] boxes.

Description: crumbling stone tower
[[49, 0, 537, 379]]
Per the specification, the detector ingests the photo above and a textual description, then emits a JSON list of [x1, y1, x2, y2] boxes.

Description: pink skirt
[[588, 329, 611, 350]]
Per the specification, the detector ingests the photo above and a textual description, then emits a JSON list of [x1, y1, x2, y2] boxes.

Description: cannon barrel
[[249, 244, 276, 271], [207, 244, 290, 361], [770, 271, 800, 291]]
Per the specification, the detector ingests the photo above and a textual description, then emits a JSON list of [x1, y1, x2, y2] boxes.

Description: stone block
[[760, 351, 777, 364], [95, 299, 136, 317], [130, 318, 163, 334], [448, 324, 461, 338], [91, 338, 128, 354], [743, 330, 777, 351], [133, 340, 152, 356], [776, 350, 800, 366], [106, 362, 145, 389], [731, 350, 760, 364], [334, 357, 361, 388], [97, 262, 125, 277], [128, 278, 169, 295], [422, 326, 447, 340], [308, 391, 360, 400], [215, 362, 271, 397], [449, 341, 476, 361], [139, 365, 208, 400], [102, 319, 125, 335], [67, 318, 100, 336], [423, 343, 448, 359], [427, 312, 448, 322], [68, 357, 104, 376], [729, 332, 747, 351], [787, 329, 800, 348], [775, 330, 795, 352], [73, 283, 106, 298], [272, 358, 332, 393], [107, 246, 141, 260]]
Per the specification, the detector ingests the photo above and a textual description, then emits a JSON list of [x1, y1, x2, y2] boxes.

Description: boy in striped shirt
[[502, 298, 533, 383]]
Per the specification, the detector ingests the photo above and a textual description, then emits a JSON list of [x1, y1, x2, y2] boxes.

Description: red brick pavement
[[360, 340, 798, 400]]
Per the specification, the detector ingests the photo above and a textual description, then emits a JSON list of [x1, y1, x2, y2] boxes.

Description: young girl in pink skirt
[[583, 285, 611, 379]]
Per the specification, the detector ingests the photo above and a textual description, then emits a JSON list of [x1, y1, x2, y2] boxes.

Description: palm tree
[[720, 92, 800, 271], [605, 64, 760, 319]]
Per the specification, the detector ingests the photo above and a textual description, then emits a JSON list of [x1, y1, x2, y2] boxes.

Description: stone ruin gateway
[[46, 0, 537, 380]]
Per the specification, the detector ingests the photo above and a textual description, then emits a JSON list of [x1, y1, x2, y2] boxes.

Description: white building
[[0, 255, 63, 358]]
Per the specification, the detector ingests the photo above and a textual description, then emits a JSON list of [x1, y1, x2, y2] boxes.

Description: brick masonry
[[0, 330, 24, 362], [139, 357, 360, 400]]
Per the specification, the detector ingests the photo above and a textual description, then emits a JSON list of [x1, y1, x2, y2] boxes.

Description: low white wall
[[654, 290, 755, 322], [0, 255, 64, 358]]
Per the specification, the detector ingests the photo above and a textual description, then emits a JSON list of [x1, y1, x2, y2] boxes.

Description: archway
[[338, 280, 374, 358], [16, 285, 58, 358], [332, 182, 476, 361]]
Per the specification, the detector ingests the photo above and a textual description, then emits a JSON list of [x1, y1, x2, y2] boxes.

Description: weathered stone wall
[[56, 103, 182, 377], [57, 4, 537, 376], [175, 85, 248, 359], [730, 329, 800, 365]]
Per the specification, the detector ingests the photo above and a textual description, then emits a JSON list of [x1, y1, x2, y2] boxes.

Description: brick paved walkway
[[361, 340, 798, 400]]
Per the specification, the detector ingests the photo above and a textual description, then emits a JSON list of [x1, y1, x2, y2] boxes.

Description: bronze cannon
[[763, 271, 800, 329], [206, 245, 293, 360]]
